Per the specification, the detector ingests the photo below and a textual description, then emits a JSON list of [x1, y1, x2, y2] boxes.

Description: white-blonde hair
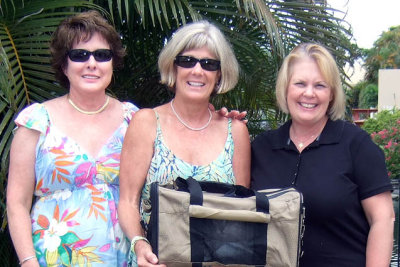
[[158, 20, 239, 94], [276, 43, 345, 120]]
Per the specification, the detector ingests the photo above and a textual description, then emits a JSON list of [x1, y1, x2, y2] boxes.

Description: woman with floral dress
[[7, 11, 137, 266]]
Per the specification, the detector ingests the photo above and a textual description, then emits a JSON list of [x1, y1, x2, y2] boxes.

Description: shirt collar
[[269, 119, 344, 150]]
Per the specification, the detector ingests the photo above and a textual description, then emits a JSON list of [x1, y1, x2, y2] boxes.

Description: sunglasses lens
[[175, 56, 220, 71], [93, 49, 113, 62], [68, 49, 113, 62], [200, 59, 220, 71], [175, 56, 197, 68], [68, 49, 90, 62]]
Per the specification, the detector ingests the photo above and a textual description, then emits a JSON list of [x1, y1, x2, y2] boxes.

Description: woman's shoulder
[[121, 100, 140, 122], [130, 107, 158, 128], [253, 121, 289, 144], [14, 102, 49, 133], [230, 117, 249, 136], [329, 119, 370, 139], [121, 101, 140, 113]]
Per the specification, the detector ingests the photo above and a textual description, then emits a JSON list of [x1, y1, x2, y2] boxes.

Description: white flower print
[[43, 219, 68, 252]]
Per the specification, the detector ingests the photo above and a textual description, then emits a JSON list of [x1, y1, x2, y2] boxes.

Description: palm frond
[[104, 0, 356, 132]]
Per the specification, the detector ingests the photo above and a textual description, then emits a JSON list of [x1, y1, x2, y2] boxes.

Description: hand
[[135, 240, 166, 267], [208, 104, 248, 124]]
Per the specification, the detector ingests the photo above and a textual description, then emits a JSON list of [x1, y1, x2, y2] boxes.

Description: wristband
[[19, 255, 36, 265], [130, 236, 149, 253]]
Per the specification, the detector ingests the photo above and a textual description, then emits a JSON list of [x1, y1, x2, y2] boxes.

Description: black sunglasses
[[68, 49, 113, 62], [174, 55, 220, 71]]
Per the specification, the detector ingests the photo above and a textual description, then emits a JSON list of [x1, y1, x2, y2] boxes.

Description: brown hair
[[50, 10, 125, 89]]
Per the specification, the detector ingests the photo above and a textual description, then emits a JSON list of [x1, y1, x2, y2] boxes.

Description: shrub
[[363, 109, 400, 179], [358, 83, 378, 109]]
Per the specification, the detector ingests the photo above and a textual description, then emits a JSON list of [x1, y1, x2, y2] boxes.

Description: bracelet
[[19, 255, 36, 265], [130, 236, 149, 253]]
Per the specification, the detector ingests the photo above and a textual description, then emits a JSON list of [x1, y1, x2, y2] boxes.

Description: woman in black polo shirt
[[251, 43, 394, 266]]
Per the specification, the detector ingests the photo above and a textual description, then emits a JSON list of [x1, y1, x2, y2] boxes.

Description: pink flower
[[385, 140, 393, 149]]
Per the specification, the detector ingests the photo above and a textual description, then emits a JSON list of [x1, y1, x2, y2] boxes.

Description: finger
[[145, 251, 160, 265], [208, 103, 216, 111], [230, 110, 241, 117], [219, 107, 228, 115], [238, 111, 247, 118]]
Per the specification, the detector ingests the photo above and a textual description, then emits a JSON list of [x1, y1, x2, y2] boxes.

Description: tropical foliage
[[363, 109, 400, 179], [1, 0, 357, 264], [358, 83, 378, 109], [346, 80, 364, 108], [363, 25, 400, 83]]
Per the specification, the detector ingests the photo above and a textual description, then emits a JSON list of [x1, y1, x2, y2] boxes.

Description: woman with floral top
[[6, 11, 137, 266]]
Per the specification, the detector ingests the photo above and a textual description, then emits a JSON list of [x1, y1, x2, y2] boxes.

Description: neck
[[170, 98, 212, 131], [68, 91, 108, 110], [290, 117, 328, 139], [67, 92, 109, 115], [171, 97, 210, 120]]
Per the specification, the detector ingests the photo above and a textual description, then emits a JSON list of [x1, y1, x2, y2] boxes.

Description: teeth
[[300, 103, 316, 108], [188, 81, 204, 86], [82, 75, 99, 79]]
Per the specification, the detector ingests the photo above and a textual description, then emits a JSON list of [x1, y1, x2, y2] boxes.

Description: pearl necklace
[[68, 94, 110, 115], [170, 99, 212, 131]]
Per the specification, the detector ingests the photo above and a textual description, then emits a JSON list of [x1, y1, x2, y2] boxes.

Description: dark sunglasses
[[174, 55, 220, 71], [68, 49, 113, 62]]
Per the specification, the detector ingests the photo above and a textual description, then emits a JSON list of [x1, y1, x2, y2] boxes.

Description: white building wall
[[378, 69, 400, 111]]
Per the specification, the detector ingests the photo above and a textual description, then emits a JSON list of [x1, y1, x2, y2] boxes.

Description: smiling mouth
[[82, 75, 99, 79], [187, 81, 205, 87], [300, 102, 317, 108]]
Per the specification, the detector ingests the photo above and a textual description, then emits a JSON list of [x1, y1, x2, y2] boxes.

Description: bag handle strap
[[176, 177, 269, 213], [186, 177, 203, 205]]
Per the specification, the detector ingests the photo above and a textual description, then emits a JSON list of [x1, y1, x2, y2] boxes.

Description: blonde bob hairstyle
[[275, 43, 346, 120], [158, 20, 239, 94]]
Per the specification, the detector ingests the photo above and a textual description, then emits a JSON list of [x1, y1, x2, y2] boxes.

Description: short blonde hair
[[158, 20, 239, 94], [275, 43, 345, 120]]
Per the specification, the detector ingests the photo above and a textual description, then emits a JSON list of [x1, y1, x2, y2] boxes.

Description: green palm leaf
[[101, 0, 356, 130]]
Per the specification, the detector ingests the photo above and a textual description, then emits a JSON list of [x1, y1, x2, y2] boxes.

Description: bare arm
[[118, 109, 164, 266], [231, 120, 251, 187], [362, 191, 395, 267], [7, 127, 40, 267]]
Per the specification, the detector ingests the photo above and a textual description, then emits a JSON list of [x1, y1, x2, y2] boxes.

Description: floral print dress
[[14, 102, 138, 267]]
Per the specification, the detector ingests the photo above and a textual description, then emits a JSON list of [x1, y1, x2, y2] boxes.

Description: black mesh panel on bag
[[190, 217, 267, 265]]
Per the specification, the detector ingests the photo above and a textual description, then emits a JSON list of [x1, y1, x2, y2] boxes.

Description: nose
[[303, 85, 315, 97], [86, 55, 97, 69], [190, 62, 203, 74]]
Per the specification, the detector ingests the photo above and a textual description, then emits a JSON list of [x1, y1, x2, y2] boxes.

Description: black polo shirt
[[251, 119, 392, 267]]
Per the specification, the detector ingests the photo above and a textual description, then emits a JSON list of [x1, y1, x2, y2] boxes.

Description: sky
[[331, 0, 400, 49], [329, 0, 400, 83]]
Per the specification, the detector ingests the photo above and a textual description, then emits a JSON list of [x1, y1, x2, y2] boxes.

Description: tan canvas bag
[[146, 177, 305, 267]]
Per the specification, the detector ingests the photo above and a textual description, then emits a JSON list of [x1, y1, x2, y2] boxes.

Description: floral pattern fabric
[[15, 102, 138, 267], [140, 111, 236, 226]]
